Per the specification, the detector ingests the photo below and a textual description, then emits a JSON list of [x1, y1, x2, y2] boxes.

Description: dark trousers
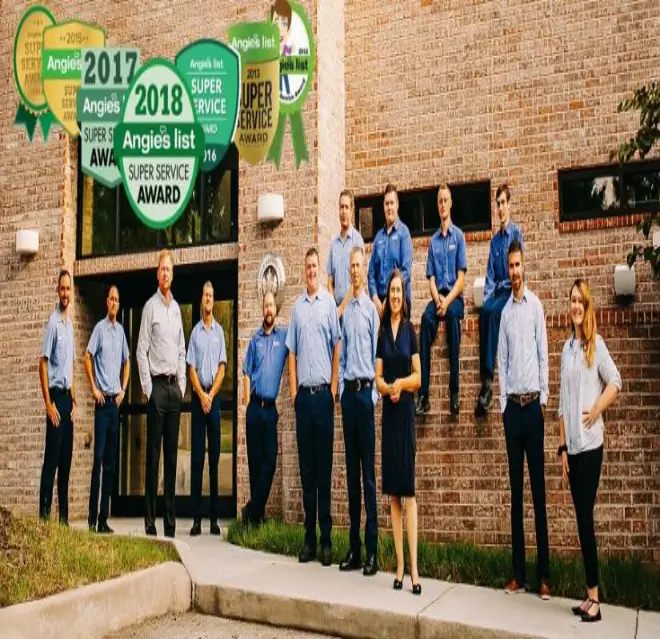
[[503, 399, 550, 584], [420, 296, 464, 396], [39, 389, 73, 522], [479, 288, 509, 381], [88, 400, 119, 527], [341, 387, 378, 556], [568, 446, 603, 589], [145, 378, 182, 534], [191, 393, 221, 521], [246, 398, 279, 523], [295, 386, 334, 549]]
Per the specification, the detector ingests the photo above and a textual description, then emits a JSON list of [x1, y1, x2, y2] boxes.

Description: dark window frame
[[76, 142, 239, 259], [558, 159, 660, 223], [355, 181, 492, 242]]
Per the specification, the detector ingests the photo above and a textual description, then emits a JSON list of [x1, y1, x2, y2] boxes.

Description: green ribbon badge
[[267, 0, 315, 169], [12, 5, 57, 142]]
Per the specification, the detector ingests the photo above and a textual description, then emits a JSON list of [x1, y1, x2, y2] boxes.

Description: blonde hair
[[570, 278, 597, 367]]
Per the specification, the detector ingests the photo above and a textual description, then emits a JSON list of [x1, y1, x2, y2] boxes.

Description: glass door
[[111, 262, 237, 519]]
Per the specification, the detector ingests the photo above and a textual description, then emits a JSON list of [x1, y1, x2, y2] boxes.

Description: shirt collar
[[201, 317, 217, 332], [349, 290, 369, 307], [512, 285, 528, 304], [500, 221, 514, 237], [337, 226, 354, 243], [56, 305, 69, 324], [437, 222, 454, 239], [385, 217, 401, 235], [104, 315, 118, 329]]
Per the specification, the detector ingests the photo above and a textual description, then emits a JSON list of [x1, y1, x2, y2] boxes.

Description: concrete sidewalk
[[103, 518, 659, 639]]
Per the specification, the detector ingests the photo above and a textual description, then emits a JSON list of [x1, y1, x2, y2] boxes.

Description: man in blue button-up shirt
[[241, 291, 288, 526], [416, 185, 467, 417], [368, 184, 413, 318], [338, 246, 379, 576], [327, 190, 364, 318], [286, 247, 340, 566], [187, 281, 227, 536], [39, 270, 77, 525], [497, 239, 550, 597], [84, 285, 130, 534], [476, 184, 524, 417]]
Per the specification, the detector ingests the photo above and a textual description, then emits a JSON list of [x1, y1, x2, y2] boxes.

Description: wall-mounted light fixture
[[473, 276, 485, 309], [16, 229, 39, 256], [614, 264, 635, 298], [257, 194, 284, 223]]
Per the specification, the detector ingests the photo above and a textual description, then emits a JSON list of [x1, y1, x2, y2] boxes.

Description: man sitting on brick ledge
[[476, 183, 524, 418]]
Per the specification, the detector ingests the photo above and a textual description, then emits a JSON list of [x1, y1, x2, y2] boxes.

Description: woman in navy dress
[[375, 270, 422, 595]]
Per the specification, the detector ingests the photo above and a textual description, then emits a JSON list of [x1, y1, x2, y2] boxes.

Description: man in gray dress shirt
[[497, 239, 550, 599], [136, 250, 186, 537]]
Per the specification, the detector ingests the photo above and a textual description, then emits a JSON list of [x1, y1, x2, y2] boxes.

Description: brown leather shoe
[[504, 578, 527, 594], [539, 581, 551, 600]]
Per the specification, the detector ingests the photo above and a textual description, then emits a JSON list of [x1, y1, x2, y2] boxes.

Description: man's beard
[[264, 313, 274, 328]]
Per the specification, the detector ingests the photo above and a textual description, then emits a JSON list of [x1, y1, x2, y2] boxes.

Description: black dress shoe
[[450, 391, 460, 416], [164, 529, 175, 539], [190, 520, 201, 536], [339, 550, 361, 571], [298, 546, 316, 563], [415, 395, 430, 417], [97, 521, 114, 534], [363, 554, 378, 576], [145, 524, 157, 536], [320, 546, 332, 567], [210, 520, 221, 536]]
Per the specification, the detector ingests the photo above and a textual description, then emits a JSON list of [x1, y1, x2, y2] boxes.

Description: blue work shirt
[[497, 287, 548, 413], [368, 218, 413, 303], [285, 287, 340, 387], [425, 223, 468, 293], [86, 316, 130, 394], [327, 226, 364, 305], [242, 325, 289, 401], [484, 221, 524, 302], [42, 306, 75, 390], [186, 318, 227, 389], [339, 292, 379, 402]]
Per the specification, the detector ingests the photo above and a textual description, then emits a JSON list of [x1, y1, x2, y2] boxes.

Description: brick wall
[[1, 0, 658, 561]]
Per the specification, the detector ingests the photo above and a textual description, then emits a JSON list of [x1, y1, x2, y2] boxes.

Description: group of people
[[37, 183, 621, 620], [38, 255, 229, 539]]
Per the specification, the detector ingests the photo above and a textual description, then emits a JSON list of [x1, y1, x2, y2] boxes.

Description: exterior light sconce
[[613, 264, 635, 303], [16, 229, 39, 257], [473, 276, 485, 309], [257, 193, 284, 223]]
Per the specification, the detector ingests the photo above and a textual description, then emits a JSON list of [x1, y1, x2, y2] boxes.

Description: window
[[77, 144, 239, 257], [559, 160, 660, 222], [355, 182, 491, 242]]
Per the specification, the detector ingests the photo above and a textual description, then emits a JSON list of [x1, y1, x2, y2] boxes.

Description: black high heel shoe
[[393, 578, 403, 590], [411, 577, 422, 595], [581, 599, 601, 623]]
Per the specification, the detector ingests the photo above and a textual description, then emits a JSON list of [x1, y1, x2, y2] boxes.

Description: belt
[[298, 384, 329, 395], [509, 392, 540, 407], [102, 393, 118, 402], [153, 374, 177, 384], [251, 394, 276, 408], [344, 378, 373, 392], [49, 387, 71, 396]]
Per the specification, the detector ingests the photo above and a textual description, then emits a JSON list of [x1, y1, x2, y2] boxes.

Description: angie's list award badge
[[42, 20, 106, 137], [227, 21, 280, 166], [13, 5, 56, 142], [268, 0, 314, 168]]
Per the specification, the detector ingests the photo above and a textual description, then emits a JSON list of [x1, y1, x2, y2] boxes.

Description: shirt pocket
[[55, 326, 67, 363]]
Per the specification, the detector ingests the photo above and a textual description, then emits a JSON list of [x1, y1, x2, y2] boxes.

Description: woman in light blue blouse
[[558, 279, 621, 623]]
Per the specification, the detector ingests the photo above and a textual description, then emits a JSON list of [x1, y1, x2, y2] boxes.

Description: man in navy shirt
[[287, 248, 341, 566], [84, 285, 130, 534], [187, 282, 227, 536], [39, 270, 77, 525], [416, 185, 467, 417], [368, 184, 413, 318], [338, 246, 379, 576], [476, 184, 524, 418], [241, 291, 288, 526]]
